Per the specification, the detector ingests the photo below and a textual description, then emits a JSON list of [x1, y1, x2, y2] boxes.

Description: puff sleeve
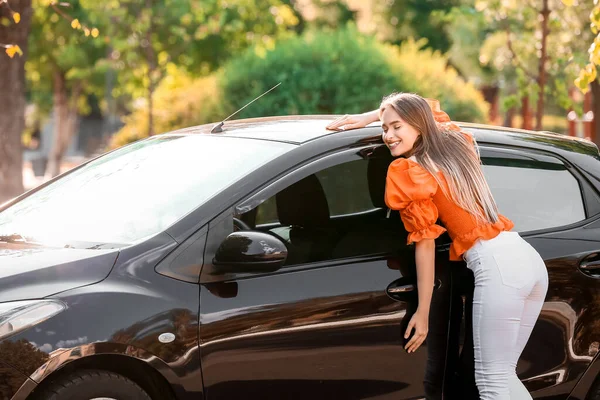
[[384, 158, 446, 244]]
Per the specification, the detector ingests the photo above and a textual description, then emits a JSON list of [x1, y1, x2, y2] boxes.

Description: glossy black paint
[[0, 233, 202, 400], [0, 242, 118, 302], [0, 359, 32, 399], [0, 116, 599, 400], [212, 231, 287, 272]]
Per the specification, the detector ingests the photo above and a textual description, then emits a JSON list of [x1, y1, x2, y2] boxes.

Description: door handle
[[386, 278, 442, 301], [579, 252, 600, 278], [387, 284, 415, 294]]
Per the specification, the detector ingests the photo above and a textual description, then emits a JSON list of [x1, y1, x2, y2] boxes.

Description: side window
[[254, 160, 376, 224], [236, 155, 407, 267], [481, 149, 586, 232], [315, 160, 375, 216]]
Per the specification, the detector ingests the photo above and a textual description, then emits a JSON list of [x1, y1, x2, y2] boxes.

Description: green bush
[[220, 25, 404, 117], [221, 26, 488, 122], [387, 38, 488, 122]]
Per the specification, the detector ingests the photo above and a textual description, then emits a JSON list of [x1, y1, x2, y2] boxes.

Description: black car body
[[1, 116, 600, 400]]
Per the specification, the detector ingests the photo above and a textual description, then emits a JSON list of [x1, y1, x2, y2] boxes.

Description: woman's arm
[[325, 109, 380, 130], [404, 238, 435, 353]]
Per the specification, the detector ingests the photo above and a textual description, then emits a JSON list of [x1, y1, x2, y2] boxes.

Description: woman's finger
[[327, 115, 351, 128], [325, 115, 348, 129], [408, 334, 425, 353], [404, 319, 415, 339], [412, 335, 425, 352], [404, 333, 420, 350], [405, 336, 417, 351]]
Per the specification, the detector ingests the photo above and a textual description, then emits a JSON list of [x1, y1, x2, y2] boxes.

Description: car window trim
[[478, 144, 598, 234], [484, 142, 600, 216], [210, 142, 600, 278], [235, 145, 381, 214]]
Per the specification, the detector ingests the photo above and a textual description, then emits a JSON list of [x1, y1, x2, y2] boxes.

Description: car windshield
[[0, 135, 292, 248]]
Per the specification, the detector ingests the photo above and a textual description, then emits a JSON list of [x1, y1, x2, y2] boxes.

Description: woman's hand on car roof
[[326, 110, 380, 131]]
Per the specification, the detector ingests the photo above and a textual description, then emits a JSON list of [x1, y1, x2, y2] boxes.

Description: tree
[[471, 0, 589, 130], [371, 0, 462, 52], [27, 0, 105, 178], [561, 0, 600, 144], [563, 0, 600, 94], [86, 0, 301, 138], [0, 0, 31, 203]]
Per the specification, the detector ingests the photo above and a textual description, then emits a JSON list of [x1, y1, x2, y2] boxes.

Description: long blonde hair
[[380, 92, 500, 224]]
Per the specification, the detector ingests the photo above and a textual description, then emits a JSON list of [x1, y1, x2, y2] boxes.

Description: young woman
[[326, 93, 548, 400]]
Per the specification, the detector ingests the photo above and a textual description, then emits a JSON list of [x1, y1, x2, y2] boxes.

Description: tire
[[34, 369, 152, 400]]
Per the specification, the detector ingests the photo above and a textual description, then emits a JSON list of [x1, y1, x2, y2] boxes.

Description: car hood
[[0, 242, 119, 302]]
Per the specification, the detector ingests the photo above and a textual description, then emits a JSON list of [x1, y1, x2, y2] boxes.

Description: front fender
[[29, 342, 181, 383]]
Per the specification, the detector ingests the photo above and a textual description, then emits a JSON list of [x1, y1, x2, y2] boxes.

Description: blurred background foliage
[[111, 24, 489, 147]]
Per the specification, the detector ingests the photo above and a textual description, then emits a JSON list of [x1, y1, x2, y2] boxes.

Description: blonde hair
[[380, 92, 500, 224]]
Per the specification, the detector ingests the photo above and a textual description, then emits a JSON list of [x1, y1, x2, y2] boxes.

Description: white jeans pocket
[[492, 251, 533, 289]]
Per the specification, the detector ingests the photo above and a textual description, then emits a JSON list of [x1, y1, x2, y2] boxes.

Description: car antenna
[[211, 82, 282, 133]]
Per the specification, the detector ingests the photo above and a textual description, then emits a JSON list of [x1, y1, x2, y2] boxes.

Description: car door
[[449, 144, 600, 399], [197, 144, 456, 400]]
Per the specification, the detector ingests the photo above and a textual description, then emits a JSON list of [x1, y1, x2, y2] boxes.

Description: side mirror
[[213, 231, 288, 273]]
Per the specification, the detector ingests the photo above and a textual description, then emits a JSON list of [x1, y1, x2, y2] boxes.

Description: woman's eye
[[394, 125, 401, 130]]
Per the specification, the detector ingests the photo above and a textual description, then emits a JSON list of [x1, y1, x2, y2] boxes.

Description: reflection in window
[[239, 157, 407, 267], [316, 160, 375, 217], [0, 136, 291, 247], [482, 157, 585, 232]]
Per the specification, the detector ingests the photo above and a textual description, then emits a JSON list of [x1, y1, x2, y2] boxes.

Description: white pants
[[463, 231, 548, 400]]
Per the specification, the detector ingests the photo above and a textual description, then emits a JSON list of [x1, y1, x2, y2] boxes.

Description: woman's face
[[381, 105, 421, 157]]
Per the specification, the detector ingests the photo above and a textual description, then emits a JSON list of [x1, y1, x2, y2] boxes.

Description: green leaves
[[27, 0, 108, 114], [575, 63, 597, 93], [562, 1, 600, 92]]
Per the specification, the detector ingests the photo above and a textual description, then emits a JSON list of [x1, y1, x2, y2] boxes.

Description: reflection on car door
[[198, 146, 456, 400], [451, 146, 600, 399]]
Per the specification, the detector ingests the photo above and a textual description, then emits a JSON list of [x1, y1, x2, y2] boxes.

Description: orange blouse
[[383, 99, 514, 261]]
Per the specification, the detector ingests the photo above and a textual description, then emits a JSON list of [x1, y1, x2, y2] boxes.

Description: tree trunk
[[0, 0, 31, 203], [147, 77, 154, 137], [521, 95, 532, 130], [591, 80, 600, 146], [481, 85, 500, 124], [144, 3, 156, 137], [45, 72, 80, 179], [535, 0, 550, 131], [503, 107, 515, 127]]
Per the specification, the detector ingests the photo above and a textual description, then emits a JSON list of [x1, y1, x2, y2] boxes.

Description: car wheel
[[34, 370, 151, 400]]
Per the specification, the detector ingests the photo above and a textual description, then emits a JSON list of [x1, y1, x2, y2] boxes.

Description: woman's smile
[[380, 105, 420, 156], [388, 139, 402, 149]]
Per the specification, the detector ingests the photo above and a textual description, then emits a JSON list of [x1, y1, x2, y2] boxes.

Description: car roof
[[168, 115, 338, 144], [167, 114, 599, 157]]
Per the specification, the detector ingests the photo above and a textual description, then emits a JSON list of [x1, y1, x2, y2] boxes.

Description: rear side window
[[481, 149, 585, 232]]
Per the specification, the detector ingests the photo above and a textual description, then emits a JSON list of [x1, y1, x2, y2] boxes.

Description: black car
[[1, 116, 600, 400]]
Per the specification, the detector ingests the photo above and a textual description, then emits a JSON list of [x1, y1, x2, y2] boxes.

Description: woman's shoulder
[[389, 156, 438, 175], [386, 157, 439, 201]]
